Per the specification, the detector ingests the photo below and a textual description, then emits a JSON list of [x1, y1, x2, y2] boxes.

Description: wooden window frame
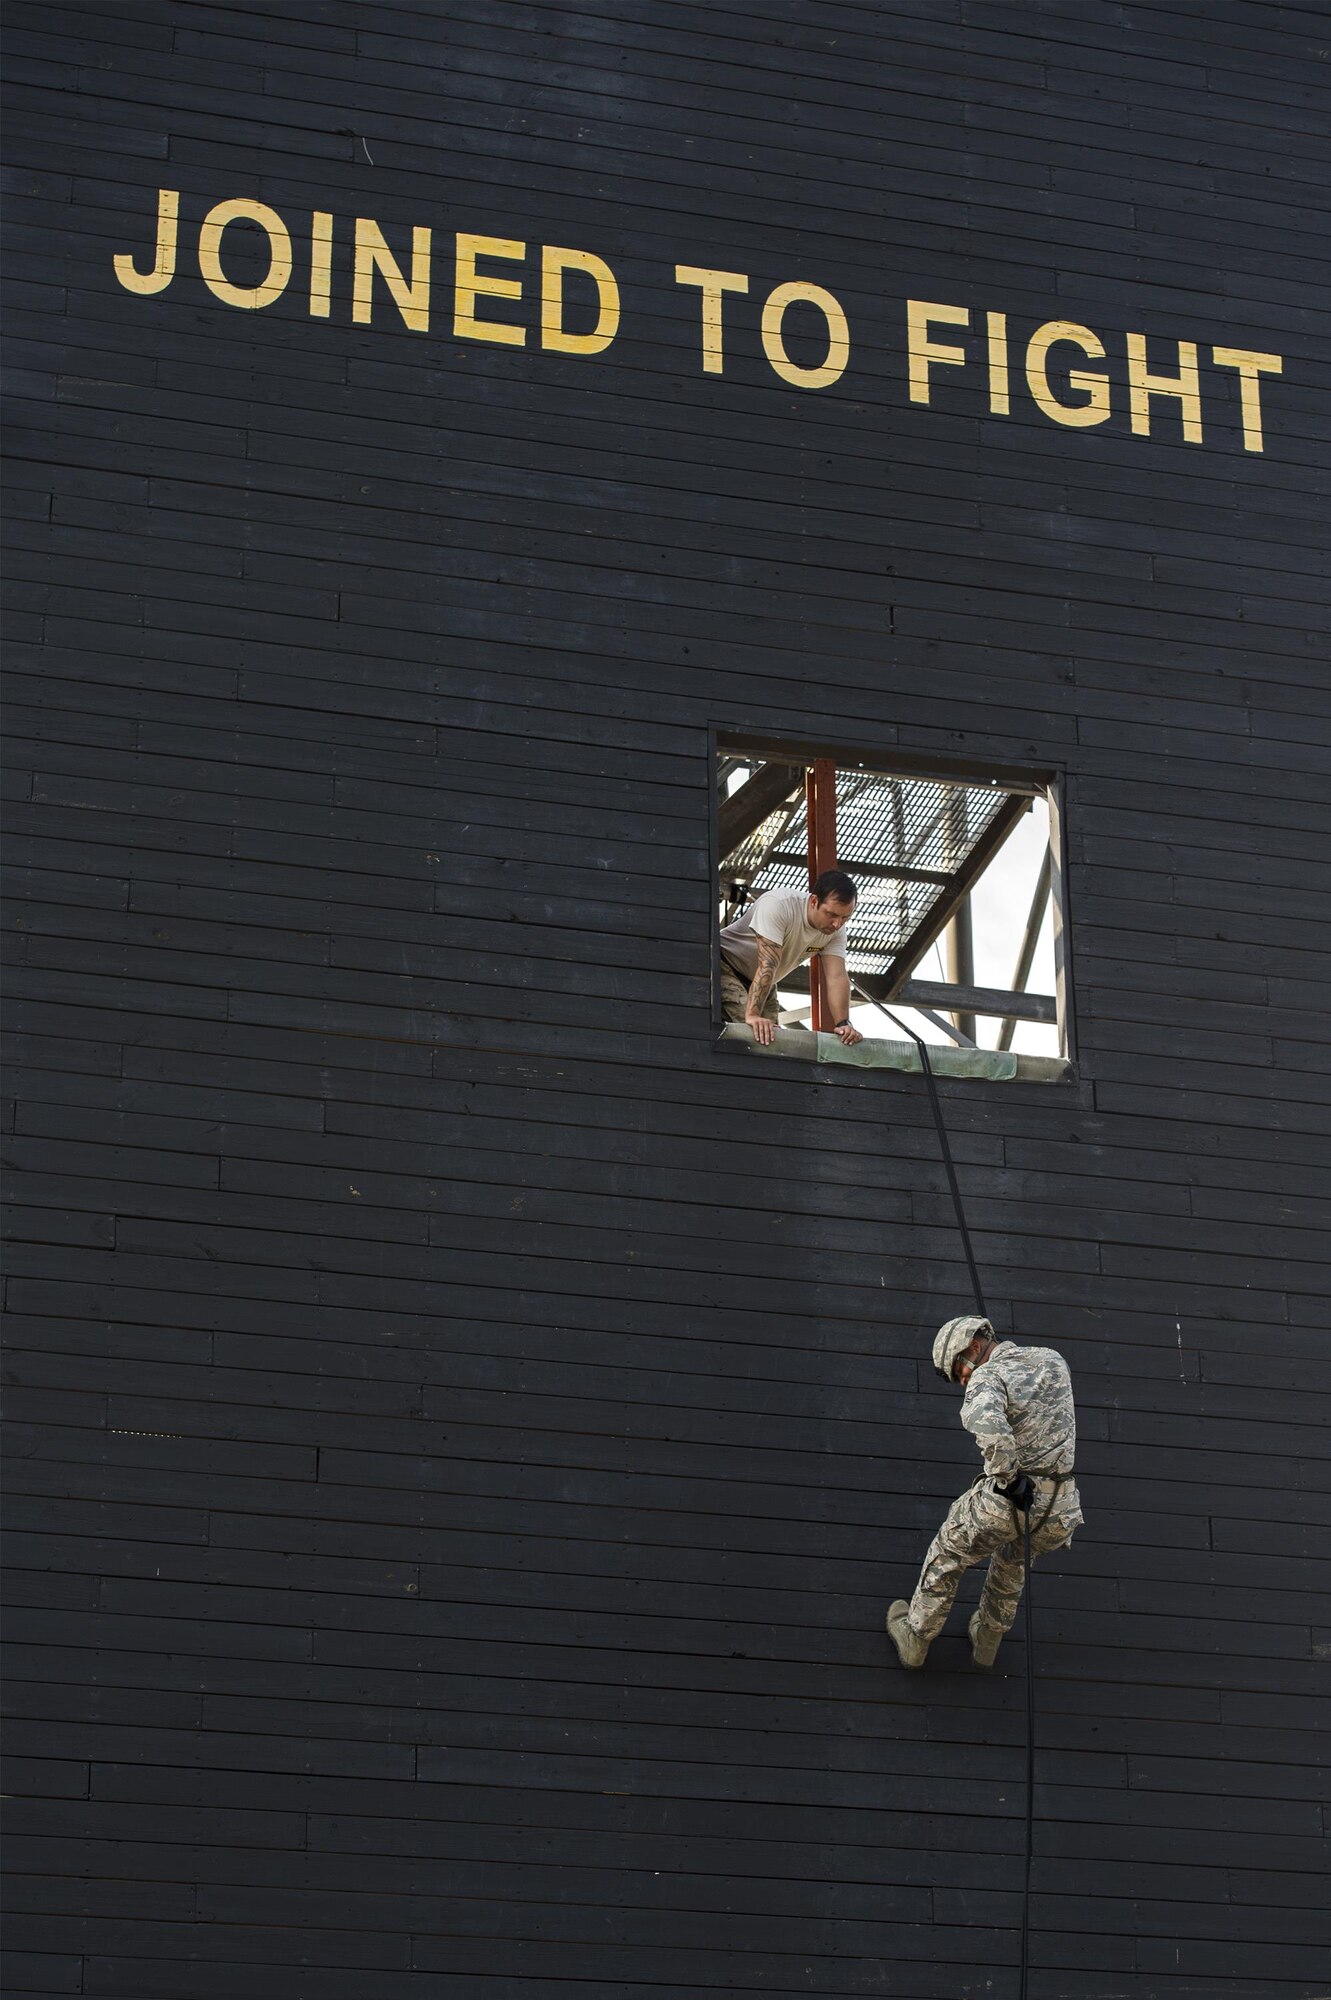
[[710, 726, 1077, 1076]]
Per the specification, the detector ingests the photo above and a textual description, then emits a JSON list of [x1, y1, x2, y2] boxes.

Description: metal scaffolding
[[717, 751, 1062, 1049]]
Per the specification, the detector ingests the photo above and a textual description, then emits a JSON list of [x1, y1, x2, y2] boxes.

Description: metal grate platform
[[719, 760, 1030, 987]]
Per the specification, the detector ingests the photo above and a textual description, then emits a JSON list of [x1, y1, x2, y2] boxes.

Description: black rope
[[850, 987, 987, 1318], [852, 984, 1033, 2000], [1020, 1506, 1036, 2000]]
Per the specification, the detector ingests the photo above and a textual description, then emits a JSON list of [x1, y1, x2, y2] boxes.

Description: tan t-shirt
[[719, 888, 848, 984]]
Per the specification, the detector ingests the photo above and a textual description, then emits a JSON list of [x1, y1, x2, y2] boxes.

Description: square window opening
[[715, 736, 1074, 1080]]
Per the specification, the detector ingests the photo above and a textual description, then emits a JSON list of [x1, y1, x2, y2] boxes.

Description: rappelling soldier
[[887, 1316, 1083, 1670]]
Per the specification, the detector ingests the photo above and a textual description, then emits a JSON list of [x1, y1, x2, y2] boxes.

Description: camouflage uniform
[[718, 961, 780, 1026], [906, 1342, 1082, 1645]]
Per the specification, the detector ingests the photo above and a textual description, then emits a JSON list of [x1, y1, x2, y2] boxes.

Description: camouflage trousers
[[719, 959, 780, 1025], [906, 1475, 1081, 1643]]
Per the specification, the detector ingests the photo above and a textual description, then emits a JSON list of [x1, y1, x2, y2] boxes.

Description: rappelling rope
[[851, 984, 1036, 2000], [1019, 1504, 1035, 2000]]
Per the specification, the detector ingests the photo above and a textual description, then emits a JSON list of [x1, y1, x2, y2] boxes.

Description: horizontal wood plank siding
[[3, 3, 1328, 1996]]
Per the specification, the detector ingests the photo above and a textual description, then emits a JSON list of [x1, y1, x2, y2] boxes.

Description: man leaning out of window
[[719, 870, 863, 1047]]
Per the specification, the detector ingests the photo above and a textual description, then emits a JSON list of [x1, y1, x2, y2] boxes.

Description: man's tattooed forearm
[[748, 940, 780, 1014]]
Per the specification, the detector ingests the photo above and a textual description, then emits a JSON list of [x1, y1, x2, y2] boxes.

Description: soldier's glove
[[998, 1472, 1036, 1512]]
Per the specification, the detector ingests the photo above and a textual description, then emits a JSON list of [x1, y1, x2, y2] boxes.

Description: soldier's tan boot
[[887, 1599, 928, 1669], [969, 1609, 1003, 1670]]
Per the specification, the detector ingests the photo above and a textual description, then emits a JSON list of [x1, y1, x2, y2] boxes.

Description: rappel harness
[[852, 985, 1041, 2000]]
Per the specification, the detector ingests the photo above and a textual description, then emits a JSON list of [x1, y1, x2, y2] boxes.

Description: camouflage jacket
[[960, 1341, 1077, 1485]]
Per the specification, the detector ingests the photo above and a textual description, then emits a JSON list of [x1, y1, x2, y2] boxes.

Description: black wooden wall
[[3, 4, 1329, 1997]]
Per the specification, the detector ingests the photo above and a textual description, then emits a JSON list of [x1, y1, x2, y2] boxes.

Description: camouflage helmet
[[933, 1314, 992, 1382]]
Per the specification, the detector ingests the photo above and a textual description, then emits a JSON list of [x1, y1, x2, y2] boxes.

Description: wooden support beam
[[897, 979, 1056, 1022], [997, 848, 1053, 1053], [1046, 781, 1073, 1061], [717, 761, 805, 864], [770, 851, 952, 887], [946, 897, 975, 1044], [912, 1006, 977, 1048]]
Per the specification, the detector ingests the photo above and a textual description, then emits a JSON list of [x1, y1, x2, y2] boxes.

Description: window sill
[[717, 1022, 1075, 1085]]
